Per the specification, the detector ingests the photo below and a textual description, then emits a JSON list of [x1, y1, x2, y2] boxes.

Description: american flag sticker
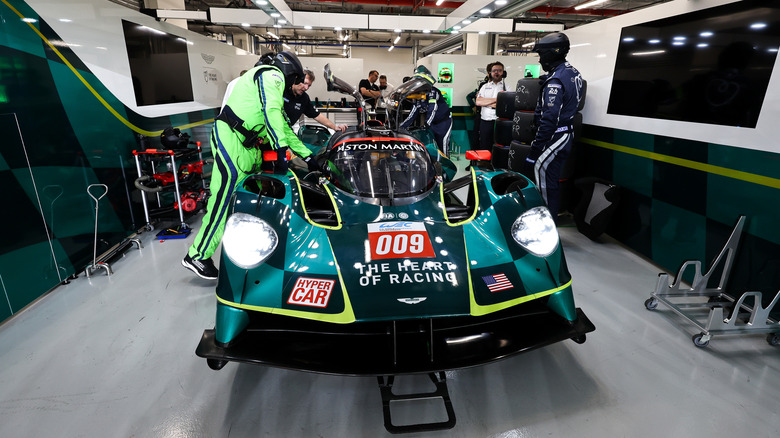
[[482, 273, 513, 293]]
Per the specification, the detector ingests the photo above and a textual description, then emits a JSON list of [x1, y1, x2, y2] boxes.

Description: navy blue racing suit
[[401, 87, 453, 156], [522, 61, 583, 221]]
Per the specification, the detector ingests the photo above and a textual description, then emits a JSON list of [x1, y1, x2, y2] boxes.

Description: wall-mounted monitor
[[122, 20, 194, 106], [607, 0, 780, 128]]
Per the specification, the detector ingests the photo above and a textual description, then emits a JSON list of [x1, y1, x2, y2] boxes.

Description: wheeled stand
[[132, 145, 207, 232], [85, 184, 142, 278], [644, 215, 780, 347]]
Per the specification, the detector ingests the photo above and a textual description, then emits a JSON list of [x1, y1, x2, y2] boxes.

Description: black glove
[[304, 156, 320, 172]]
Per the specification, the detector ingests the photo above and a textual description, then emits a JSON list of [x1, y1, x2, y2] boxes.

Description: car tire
[[507, 140, 531, 173], [515, 78, 541, 111], [491, 143, 511, 170], [512, 111, 535, 143], [496, 91, 516, 119], [494, 118, 514, 147]]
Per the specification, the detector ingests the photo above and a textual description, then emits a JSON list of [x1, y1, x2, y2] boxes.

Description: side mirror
[[465, 150, 491, 161]]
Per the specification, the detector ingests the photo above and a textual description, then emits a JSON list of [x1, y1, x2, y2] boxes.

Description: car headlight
[[222, 213, 278, 269], [510, 206, 559, 257]]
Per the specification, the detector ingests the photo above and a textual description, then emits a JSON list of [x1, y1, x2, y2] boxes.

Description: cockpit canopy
[[327, 135, 436, 205]]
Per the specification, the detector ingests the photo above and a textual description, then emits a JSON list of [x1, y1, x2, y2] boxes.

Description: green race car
[[196, 66, 593, 383]]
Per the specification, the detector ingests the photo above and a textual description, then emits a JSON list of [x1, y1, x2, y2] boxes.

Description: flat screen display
[[122, 20, 194, 106], [607, 0, 780, 128]]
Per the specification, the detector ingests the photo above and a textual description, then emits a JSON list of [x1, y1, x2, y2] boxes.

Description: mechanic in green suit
[[182, 51, 317, 280]]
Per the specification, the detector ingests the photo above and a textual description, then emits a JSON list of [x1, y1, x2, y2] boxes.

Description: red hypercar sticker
[[367, 222, 435, 260], [287, 277, 335, 308]]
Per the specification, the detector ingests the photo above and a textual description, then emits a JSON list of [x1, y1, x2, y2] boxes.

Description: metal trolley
[[644, 216, 780, 347], [132, 144, 208, 232]]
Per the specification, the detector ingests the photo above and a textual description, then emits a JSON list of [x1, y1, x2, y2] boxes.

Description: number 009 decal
[[367, 222, 435, 260]]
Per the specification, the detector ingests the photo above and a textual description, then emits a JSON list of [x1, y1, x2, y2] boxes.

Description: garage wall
[[564, 0, 780, 305], [0, 0, 251, 322]]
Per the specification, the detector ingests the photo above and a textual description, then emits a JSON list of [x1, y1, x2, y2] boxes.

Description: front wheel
[[207, 358, 228, 370]]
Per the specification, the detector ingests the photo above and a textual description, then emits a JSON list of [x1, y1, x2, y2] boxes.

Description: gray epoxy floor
[[1, 220, 779, 437]]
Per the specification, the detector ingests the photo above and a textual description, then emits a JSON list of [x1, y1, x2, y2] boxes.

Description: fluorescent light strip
[[575, 0, 607, 10]]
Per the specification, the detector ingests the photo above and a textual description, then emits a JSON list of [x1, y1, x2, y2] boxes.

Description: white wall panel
[[26, 0, 257, 117], [565, 0, 780, 153]]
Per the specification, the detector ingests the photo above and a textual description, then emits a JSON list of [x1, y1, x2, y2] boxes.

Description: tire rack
[[132, 145, 203, 231], [644, 215, 780, 347]]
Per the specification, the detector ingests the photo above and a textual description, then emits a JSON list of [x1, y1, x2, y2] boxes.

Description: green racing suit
[[188, 65, 312, 261]]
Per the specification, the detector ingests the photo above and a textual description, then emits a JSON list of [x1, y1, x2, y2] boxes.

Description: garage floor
[[1, 217, 779, 437]]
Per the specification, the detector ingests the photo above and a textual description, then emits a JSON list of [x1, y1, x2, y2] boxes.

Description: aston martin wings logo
[[397, 297, 427, 304], [201, 53, 215, 64]]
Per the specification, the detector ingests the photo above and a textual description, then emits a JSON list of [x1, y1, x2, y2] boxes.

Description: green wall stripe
[[581, 137, 780, 190]]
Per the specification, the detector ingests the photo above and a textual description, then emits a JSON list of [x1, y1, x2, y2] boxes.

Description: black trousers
[[478, 119, 496, 150]]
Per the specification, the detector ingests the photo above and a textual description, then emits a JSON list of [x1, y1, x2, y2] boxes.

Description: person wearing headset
[[475, 61, 507, 150], [182, 51, 315, 281]]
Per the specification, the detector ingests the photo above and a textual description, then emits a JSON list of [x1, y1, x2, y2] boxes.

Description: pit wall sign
[[438, 63, 454, 83]]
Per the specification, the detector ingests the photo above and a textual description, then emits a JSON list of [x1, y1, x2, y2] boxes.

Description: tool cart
[[132, 128, 211, 232]]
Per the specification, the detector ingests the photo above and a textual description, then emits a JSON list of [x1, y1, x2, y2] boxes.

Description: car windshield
[[328, 139, 436, 201]]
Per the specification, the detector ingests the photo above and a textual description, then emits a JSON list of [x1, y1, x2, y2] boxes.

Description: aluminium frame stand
[[644, 215, 780, 347], [85, 184, 142, 278]]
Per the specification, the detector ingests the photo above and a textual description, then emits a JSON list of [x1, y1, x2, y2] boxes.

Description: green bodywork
[[213, 163, 576, 345]]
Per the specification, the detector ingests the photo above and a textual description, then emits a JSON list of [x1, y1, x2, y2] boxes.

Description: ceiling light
[[394, 29, 402, 33], [451, 30, 459, 34], [282, 43, 291, 49], [273, 24, 281, 28], [497, 49, 504, 53], [270, 12, 280, 18], [750, 22, 767, 30], [632, 50, 666, 56], [335, 26, 342, 31], [769, 48, 778, 53], [495, 0, 507, 5], [394, 36, 401, 44], [479, 8, 491, 14], [256, 0, 268, 5], [454, 25, 461, 30], [672, 41, 684, 46], [241, 23, 249, 27], [463, 19, 472, 24], [700, 31, 714, 37], [304, 25, 312, 30], [648, 39, 660, 44], [423, 29, 430, 33], [388, 46, 394, 51], [697, 43, 709, 48], [673, 36, 686, 41], [279, 19, 287, 24], [575, 0, 608, 10], [267, 31, 279, 39], [479, 31, 487, 35]]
